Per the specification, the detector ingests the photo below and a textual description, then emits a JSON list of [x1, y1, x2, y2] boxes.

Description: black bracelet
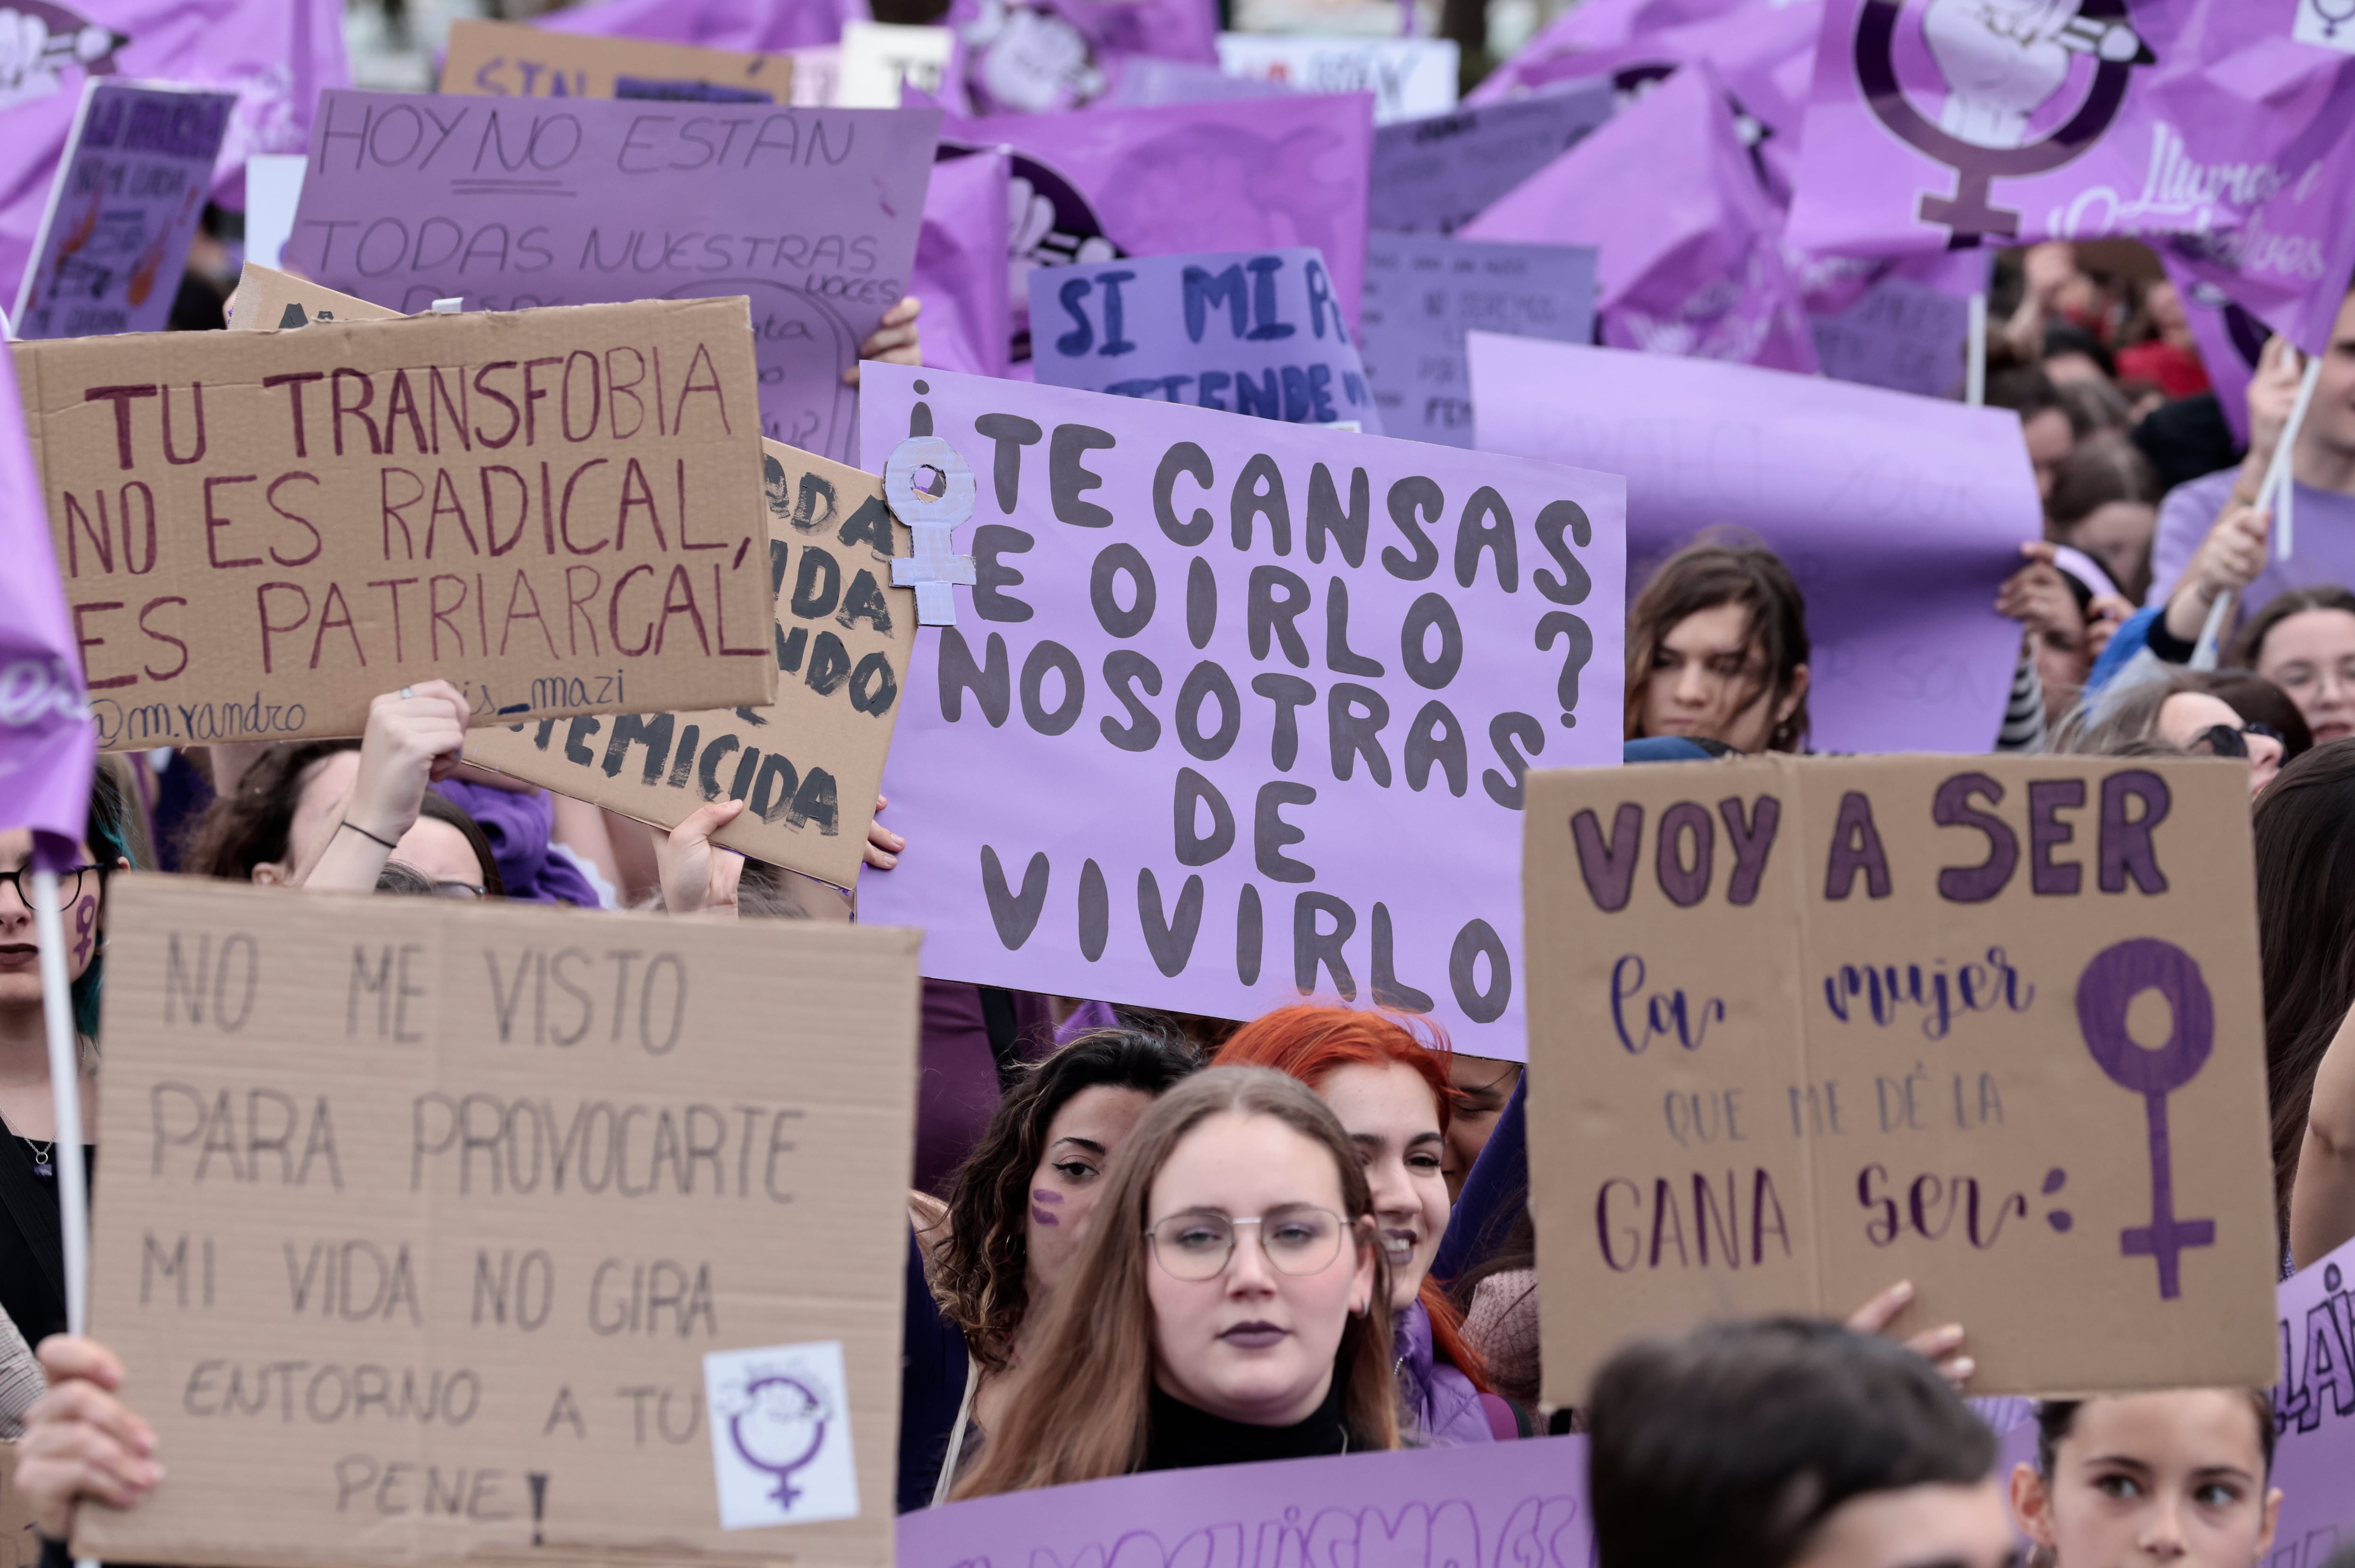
[[340, 819, 400, 851]]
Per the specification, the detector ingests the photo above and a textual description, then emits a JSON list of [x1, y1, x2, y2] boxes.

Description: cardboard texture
[[78, 875, 920, 1568], [12, 80, 237, 340], [16, 296, 776, 751], [439, 19, 794, 103], [227, 263, 401, 333], [464, 441, 914, 889], [0, 1447, 41, 1568], [858, 363, 1625, 1054], [282, 90, 942, 469], [1524, 755, 2279, 1403]]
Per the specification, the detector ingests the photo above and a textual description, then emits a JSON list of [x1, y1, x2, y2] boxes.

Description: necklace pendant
[[32, 1161, 52, 1179]]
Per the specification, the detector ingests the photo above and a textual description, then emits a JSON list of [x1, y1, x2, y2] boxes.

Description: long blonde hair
[[951, 1067, 1398, 1497]]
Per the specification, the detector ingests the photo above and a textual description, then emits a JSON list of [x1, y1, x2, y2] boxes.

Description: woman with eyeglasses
[[182, 682, 503, 898], [0, 762, 136, 1365], [1214, 1006, 1517, 1444], [950, 1067, 1396, 1495], [2232, 587, 2355, 747], [2054, 669, 2288, 797]]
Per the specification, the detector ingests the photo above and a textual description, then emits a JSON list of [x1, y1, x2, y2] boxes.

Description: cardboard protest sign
[[282, 90, 941, 466], [1786, 0, 2355, 357], [858, 363, 1623, 1052], [953, 93, 1377, 333], [464, 441, 914, 889], [902, 1434, 1591, 1568], [0, 1447, 40, 1568], [1212, 35, 1460, 125], [12, 80, 236, 339], [1467, 332, 2031, 755], [1360, 233, 1595, 448], [1028, 247, 1381, 432], [1524, 754, 2278, 1402], [226, 261, 399, 332], [1368, 85, 1616, 236], [16, 295, 776, 750], [79, 874, 920, 1568], [439, 19, 793, 103]]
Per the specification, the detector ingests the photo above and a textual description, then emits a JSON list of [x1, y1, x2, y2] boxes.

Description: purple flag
[[0, 341, 95, 866], [1027, 246, 1381, 429], [1502, 0, 1761, 58], [916, 147, 1013, 379], [900, 1435, 1593, 1568], [0, 0, 348, 305], [1800, 251, 1990, 399], [952, 93, 1376, 333], [13, 80, 235, 339], [1472, 0, 1824, 203], [942, 0, 1218, 116], [1369, 84, 1616, 236], [283, 91, 940, 465], [1469, 332, 2034, 754], [2271, 1235, 2355, 1552], [536, 0, 867, 51], [1463, 62, 1818, 374], [859, 361, 1624, 1056], [1786, 0, 2355, 356], [2165, 253, 2266, 447]]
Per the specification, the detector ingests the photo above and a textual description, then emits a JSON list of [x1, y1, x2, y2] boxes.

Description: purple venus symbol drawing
[[726, 1373, 831, 1509], [2075, 938, 2216, 1300], [1852, 0, 2153, 247]]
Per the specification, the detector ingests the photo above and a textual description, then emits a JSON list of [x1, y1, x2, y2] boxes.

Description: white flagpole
[[2265, 352, 2324, 564], [1966, 292, 1987, 406], [31, 869, 99, 1568]]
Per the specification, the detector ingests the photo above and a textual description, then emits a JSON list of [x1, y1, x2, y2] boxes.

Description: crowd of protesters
[[0, 48, 2351, 1568]]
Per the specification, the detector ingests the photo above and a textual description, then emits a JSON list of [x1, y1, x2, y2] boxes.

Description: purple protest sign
[[1463, 61, 1817, 374], [1807, 268, 1974, 399], [536, 0, 867, 51], [1099, 56, 1293, 108], [282, 90, 939, 464], [0, 325, 94, 865], [0, 0, 347, 304], [2271, 1235, 2355, 1556], [1360, 232, 1596, 447], [1369, 84, 1616, 236], [900, 1434, 1592, 1568], [1786, 0, 2355, 356], [12, 79, 234, 338], [916, 146, 1013, 379], [952, 93, 1376, 333], [942, 0, 1218, 116], [859, 362, 1622, 1054], [1469, 332, 2034, 754], [1501, 0, 1758, 59], [1028, 246, 1381, 430]]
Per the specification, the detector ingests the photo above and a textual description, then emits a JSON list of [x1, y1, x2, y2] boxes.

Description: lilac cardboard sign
[[951, 93, 1377, 332], [1468, 333, 2032, 755], [282, 89, 941, 466], [1360, 232, 1595, 448], [858, 363, 1624, 1056], [1212, 34, 1460, 125], [2271, 1234, 2355, 1559], [1028, 247, 1381, 432], [12, 80, 237, 339], [1369, 85, 1616, 237], [900, 1435, 1591, 1567], [1808, 271, 1972, 400]]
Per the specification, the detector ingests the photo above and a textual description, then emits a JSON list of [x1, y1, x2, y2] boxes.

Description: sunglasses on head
[[2188, 723, 2282, 759]]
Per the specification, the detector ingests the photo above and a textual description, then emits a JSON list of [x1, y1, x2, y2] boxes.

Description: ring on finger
[[400, 686, 414, 699]]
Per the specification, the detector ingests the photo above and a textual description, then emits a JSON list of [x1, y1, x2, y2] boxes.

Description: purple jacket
[[1396, 1300, 1496, 1446]]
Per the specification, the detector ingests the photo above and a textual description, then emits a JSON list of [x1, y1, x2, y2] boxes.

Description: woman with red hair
[[1215, 1005, 1520, 1444]]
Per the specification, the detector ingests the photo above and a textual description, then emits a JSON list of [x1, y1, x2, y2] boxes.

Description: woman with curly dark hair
[[898, 1025, 1200, 1509]]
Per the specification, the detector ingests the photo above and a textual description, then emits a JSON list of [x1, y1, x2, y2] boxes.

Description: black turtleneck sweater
[[1139, 1378, 1351, 1472]]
